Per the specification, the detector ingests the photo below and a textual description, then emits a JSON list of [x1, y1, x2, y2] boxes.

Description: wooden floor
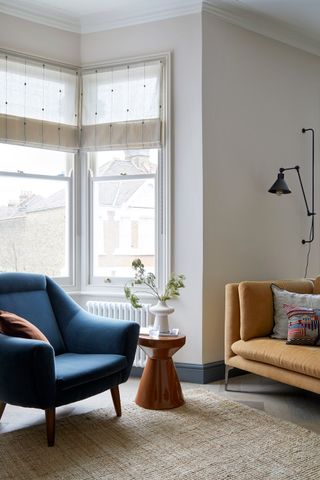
[[1, 373, 320, 436], [212, 373, 320, 434]]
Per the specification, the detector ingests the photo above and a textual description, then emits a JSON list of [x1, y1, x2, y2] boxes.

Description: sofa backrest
[[0, 272, 66, 354], [313, 276, 320, 294], [225, 283, 241, 363], [238, 279, 314, 341]]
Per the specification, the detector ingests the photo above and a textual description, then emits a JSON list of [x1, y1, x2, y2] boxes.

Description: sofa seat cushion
[[231, 338, 320, 380], [55, 353, 127, 390]]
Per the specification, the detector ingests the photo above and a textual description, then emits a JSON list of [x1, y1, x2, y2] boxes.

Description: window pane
[[0, 176, 69, 277], [90, 149, 158, 177], [0, 143, 73, 176], [93, 178, 155, 278]]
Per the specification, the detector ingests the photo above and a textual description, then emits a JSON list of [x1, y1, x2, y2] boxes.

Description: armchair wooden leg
[[45, 408, 56, 447], [0, 402, 6, 421], [110, 386, 122, 417]]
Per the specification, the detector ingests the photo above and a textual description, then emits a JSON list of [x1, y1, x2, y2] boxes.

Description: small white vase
[[149, 300, 174, 334]]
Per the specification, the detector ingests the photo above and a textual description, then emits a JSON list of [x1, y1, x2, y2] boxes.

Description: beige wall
[[0, 12, 80, 65], [202, 12, 320, 363]]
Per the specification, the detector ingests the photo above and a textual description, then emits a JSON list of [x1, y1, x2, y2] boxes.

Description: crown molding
[[0, 0, 202, 34], [81, 1, 202, 34], [81, 0, 202, 33], [0, 0, 80, 33], [1, 0, 320, 57], [202, 1, 320, 57]]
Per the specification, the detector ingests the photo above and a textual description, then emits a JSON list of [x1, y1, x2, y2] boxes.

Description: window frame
[[0, 148, 76, 287], [88, 150, 159, 286], [81, 52, 171, 296]]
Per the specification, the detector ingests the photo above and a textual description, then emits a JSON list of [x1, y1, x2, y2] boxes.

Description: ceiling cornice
[[202, 1, 320, 57], [81, 1, 202, 34], [1, 0, 320, 57], [0, 0, 203, 34], [0, 0, 80, 33]]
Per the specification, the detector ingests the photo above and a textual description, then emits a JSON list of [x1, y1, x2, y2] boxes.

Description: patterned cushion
[[271, 285, 320, 339], [283, 304, 320, 346]]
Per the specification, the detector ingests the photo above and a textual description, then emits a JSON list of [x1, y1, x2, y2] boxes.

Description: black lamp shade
[[268, 173, 291, 195]]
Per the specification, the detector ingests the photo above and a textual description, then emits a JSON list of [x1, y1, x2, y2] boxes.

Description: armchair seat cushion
[[55, 353, 127, 391]]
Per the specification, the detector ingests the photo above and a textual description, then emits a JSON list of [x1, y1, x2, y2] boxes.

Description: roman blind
[[81, 60, 162, 150], [0, 53, 79, 150]]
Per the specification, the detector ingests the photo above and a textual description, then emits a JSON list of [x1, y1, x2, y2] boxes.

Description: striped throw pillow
[[283, 304, 320, 346]]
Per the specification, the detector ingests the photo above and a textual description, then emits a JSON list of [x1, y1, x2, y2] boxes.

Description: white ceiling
[[1, 0, 320, 54]]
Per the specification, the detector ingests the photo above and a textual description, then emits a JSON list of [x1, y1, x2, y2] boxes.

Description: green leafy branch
[[124, 258, 185, 308]]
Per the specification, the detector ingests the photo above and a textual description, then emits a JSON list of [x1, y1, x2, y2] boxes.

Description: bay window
[[0, 50, 169, 293]]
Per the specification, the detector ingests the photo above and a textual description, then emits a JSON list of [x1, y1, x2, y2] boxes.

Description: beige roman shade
[[81, 61, 162, 150], [0, 54, 163, 152], [0, 53, 79, 150]]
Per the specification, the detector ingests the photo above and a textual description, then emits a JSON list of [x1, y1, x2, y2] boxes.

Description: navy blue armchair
[[0, 273, 139, 446]]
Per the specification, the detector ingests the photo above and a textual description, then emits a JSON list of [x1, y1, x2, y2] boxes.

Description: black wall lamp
[[268, 128, 315, 245]]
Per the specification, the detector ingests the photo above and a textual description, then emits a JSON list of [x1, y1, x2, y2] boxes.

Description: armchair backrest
[[0, 272, 66, 354]]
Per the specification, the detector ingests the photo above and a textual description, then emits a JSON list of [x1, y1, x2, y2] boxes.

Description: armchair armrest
[[0, 334, 55, 409], [62, 310, 140, 381], [63, 310, 140, 354]]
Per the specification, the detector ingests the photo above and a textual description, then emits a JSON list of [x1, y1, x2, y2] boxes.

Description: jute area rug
[[1, 389, 320, 480]]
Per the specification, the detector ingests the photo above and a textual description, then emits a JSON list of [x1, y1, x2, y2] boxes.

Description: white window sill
[[66, 288, 156, 302]]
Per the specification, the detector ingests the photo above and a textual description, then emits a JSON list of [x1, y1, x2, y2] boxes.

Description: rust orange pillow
[[0, 310, 49, 343]]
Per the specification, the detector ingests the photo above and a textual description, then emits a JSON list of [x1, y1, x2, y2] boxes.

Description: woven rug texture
[[1, 389, 320, 480]]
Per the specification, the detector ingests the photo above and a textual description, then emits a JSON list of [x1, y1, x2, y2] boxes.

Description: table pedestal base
[[135, 336, 186, 410], [135, 356, 184, 409]]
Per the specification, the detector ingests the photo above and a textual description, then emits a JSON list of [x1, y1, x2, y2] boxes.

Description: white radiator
[[86, 301, 151, 368]]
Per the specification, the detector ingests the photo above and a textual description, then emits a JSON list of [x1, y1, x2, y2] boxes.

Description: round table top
[[138, 334, 186, 349]]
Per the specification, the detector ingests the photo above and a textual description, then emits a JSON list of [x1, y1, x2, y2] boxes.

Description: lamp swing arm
[[278, 165, 315, 217], [269, 127, 316, 245]]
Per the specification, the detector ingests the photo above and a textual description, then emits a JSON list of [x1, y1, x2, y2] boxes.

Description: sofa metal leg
[[45, 408, 56, 447], [110, 386, 122, 417], [0, 402, 6, 421], [225, 365, 234, 391]]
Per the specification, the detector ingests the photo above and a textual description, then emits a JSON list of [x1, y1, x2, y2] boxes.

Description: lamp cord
[[304, 217, 314, 278]]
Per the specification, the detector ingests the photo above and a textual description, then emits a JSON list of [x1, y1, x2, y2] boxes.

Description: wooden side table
[[135, 334, 186, 410]]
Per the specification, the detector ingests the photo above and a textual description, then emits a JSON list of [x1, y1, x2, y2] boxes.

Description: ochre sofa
[[225, 277, 320, 393]]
